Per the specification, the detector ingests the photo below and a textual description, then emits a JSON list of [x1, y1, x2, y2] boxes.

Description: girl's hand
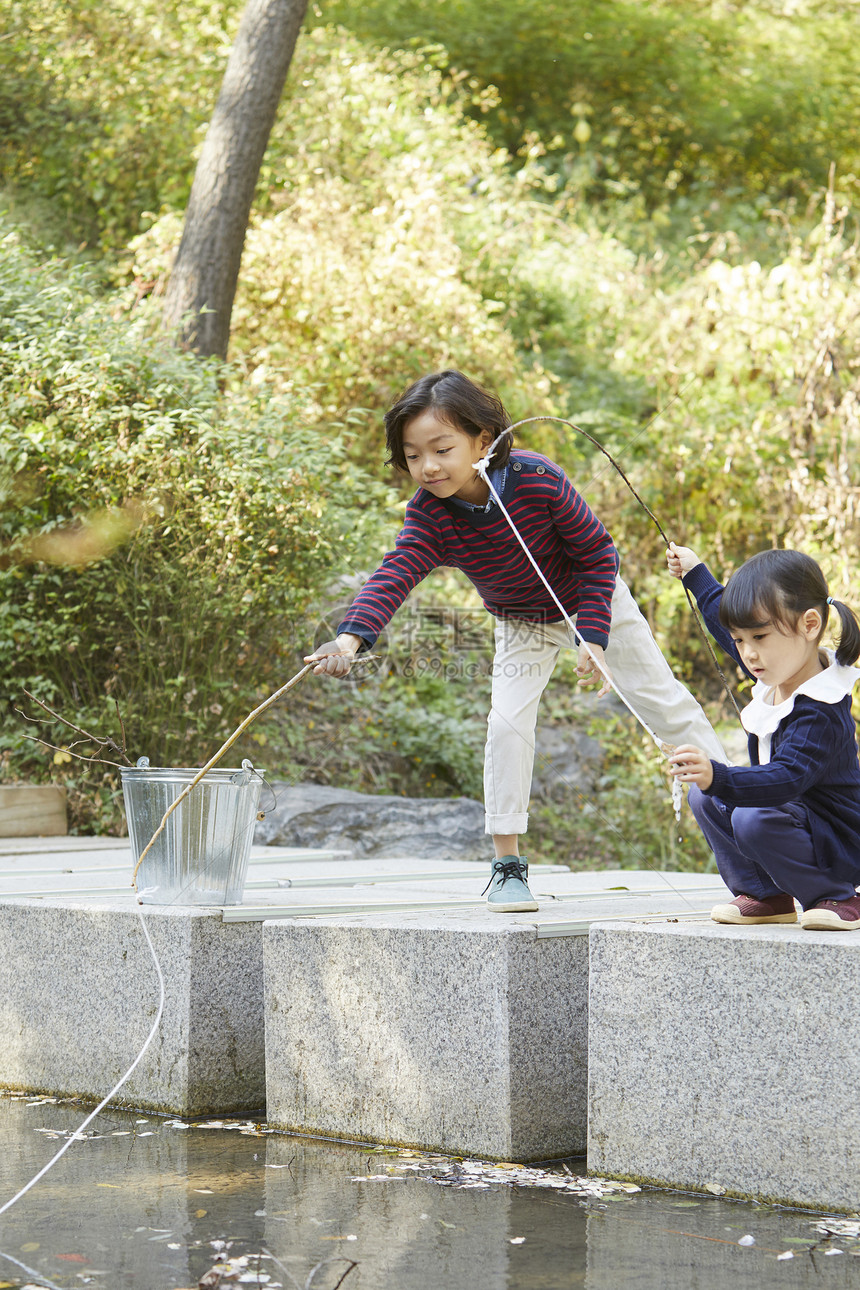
[[669, 744, 714, 791], [666, 542, 702, 580], [576, 642, 612, 698], [304, 633, 362, 677]]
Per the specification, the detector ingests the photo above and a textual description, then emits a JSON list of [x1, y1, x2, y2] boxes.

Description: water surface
[[0, 1094, 855, 1289]]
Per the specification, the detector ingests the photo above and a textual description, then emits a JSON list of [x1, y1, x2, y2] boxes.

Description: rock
[[529, 690, 624, 801], [254, 783, 486, 860], [531, 726, 604, 802]]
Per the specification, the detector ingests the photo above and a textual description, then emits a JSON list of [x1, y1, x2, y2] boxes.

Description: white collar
[[742, 651, 860, 738]]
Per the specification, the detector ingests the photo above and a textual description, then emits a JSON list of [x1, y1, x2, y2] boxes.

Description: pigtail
[[829, 599, 860, 667]]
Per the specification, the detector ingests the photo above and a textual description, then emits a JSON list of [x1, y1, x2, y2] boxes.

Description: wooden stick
[[131, 655, 377, 887]]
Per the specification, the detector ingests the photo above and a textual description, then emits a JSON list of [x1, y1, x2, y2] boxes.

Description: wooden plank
[[0, 785, 67, 838]]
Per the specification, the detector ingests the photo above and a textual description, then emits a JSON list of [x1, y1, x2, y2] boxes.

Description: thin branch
[[329, 1261, 359, 1290], [20, 689, 134, 765], [305, 1259, 359, 1290], [16, 732, 129, 770], [114, 697, 129, 760]]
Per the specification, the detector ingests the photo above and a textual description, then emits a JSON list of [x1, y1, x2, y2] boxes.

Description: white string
[[0, 909, 166, 1218], [0, 1248, 66, 1290], [474, 429, 666, 752]]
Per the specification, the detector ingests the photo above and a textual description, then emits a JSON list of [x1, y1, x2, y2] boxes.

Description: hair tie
[[827, 596, 835, 606]]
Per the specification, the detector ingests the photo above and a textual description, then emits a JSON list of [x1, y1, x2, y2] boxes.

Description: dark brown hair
[[719, 549, 860, 667], [384, 370, 514, 471]]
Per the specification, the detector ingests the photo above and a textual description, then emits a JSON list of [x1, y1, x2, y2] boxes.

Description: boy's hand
[[576, 642, 612, 697], [667, 542, 702, 580], [668, 744, 714, 791], [304, 633, 362, 677]]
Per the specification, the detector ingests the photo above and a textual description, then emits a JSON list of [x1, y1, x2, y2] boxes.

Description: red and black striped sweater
[[337, 449, 618, 649]]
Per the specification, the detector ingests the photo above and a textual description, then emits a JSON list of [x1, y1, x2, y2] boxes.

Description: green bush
[[526, 712, 717, 872], [125, 25, 655, 451], [566, 201, 860, 707], [0, 225, 385, 808], [319, 0, 860, 210], [125, 26, 564, 428], [0, 0, 243, 248], [6, 0, 859, 256]]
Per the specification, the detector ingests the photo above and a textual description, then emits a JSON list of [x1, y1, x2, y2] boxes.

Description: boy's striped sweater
[[337, 449, 618, 649]]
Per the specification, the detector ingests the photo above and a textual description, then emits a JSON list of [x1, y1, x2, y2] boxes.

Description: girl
[[667, 543, 860, 930], [305, 371, 727, 912]]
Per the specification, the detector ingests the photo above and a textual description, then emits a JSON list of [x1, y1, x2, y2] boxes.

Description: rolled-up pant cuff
[[485, 813, 529, 836]]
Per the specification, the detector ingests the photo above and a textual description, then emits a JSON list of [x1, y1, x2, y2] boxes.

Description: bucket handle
[[230, 758, 261, 787]]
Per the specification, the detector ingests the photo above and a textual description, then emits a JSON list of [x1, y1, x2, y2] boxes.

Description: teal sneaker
[[483, 856, 539, 912]]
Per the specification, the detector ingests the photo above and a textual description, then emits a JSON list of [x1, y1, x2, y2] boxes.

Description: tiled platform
[[0, 836, 727, 1122]]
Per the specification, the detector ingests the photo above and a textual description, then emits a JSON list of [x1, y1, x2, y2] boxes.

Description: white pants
[[483, 574, 729, 835]]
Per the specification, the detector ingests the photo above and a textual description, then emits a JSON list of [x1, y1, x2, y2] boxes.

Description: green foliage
[[274, 668, 486, 801], [0, 225, 385, 803], [582, 199, 860, 697], [6, 0, 860, 255], [5, 0, 860, 864], [527, 713, 717, 872], [0, 0, 243, 248], [126, 26, 564, 427], [276, 568, 492, 796], [319, 0, 860, 211]]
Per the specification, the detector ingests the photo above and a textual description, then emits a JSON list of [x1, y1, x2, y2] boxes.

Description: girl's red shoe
[[710, 892, 798, 925], [800, 895, 860, 930]]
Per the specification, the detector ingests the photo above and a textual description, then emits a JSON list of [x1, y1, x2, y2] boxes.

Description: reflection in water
[[0, 1094, 854, 1289]]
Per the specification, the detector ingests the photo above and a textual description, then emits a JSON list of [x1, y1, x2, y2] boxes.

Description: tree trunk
[[163, 0, 308, 359]]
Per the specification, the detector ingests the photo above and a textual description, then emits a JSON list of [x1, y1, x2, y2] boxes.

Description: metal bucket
[[121, 759, 264, 905]]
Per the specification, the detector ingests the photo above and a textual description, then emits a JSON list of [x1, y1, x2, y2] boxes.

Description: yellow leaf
[[53, 749, 73, 765]]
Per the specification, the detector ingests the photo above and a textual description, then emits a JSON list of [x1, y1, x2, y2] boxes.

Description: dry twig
[[17, 688, 133, 766]]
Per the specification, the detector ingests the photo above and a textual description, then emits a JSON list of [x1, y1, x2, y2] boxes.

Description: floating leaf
[[813, 1219, 860, 1238]]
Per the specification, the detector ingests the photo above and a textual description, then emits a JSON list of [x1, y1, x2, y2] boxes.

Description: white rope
[[475, 427, 666, 752], [0, 909, 166, 1218]]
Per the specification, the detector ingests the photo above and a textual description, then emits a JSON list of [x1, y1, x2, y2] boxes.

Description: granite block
[[588, 920, 860, 1212], [0, 898, 264, 1114], [263, 911, 589, 1160]]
